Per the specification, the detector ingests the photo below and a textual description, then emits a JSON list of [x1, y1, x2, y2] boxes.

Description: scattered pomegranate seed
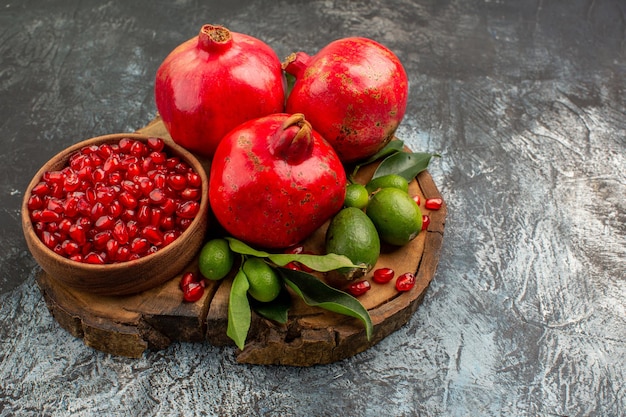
[[27, 138, 202, 264], [412, 195, 420, 205], [421, 215, 431, 231], [347, 280, 371, 297], [424, 197, 443, 210], [372, 267, 395, 284], [179, 271, 197, 290], [182, 282, 204, 302], [395, 272, 416, 292]]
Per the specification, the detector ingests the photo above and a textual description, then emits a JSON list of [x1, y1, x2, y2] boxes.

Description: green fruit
[[366, 187, 422, 246], [365, 174, 409, 194], [198, 238, 235, 280], [242, 257, 282, 302], [344, 183, 369, 209], [325, 207, 380, 280]]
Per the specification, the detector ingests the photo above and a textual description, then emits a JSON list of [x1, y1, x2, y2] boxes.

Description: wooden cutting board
[[35, 117, 446, 366]]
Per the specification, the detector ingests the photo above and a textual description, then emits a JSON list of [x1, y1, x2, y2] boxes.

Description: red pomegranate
[[155, 24, 285, 158], [284, 37, 408, 163], [209, 113, 347, 249]]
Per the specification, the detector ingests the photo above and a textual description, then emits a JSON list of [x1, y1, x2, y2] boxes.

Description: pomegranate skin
[[209, 113, 347, 249], [155, 24, 285, 158], [284, 37, 408, 163]]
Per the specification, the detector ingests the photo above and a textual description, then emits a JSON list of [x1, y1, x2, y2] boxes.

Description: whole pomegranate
[[155, 24, 285, 158], [284, 37, 408, 163], [209, 113, 346, 249]]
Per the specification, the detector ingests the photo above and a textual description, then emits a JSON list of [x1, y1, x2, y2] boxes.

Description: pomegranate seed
[[421, 215, 431, 231], [93, 231, 112, 250], [165, 157, 180, 169], [126, 162, 142, 178], [130, 141, 147, 157], [180, 188, 201, 201], [142, 225, 164, 246], [160, 215, 175, 230], [150, 151, 166, 164], [119, 191, 138, 209], [118, 138, 133, 152], [186, 172, 202, 188], [150, 207, 163, 228], [27, 195, 44, 211], [92, 168, 106, 183], [63, 171, 80, 192], [96, 143, 113, 158], [153, 173, 166, 189], [177, 218, 193, 230], [58, 218, 73, 234], [32, 182, 50, 196], [115, 245, 131, 262], [179, 271, 197, 290], [84, 252, 105, 264], [149, 188, 167, 205], [424, 197, 443, 210], [94, 215, 114, 231], [396, 272, 416, 292], [61, 240, 80, 256], [373, 267, 395, 284], [147, 137, 164, 152], [160, 198, 177, 216], [41, 231, 58, 249], [69, 224, 87, 244], [412, 195, 420, 205], [182, 281, 204, 302], [167, 174, 187, 190], [176, 201, 200, 219], [130, 237, 150, 254], [106, 239, 119, 259], [126, 220, 139, 239], [162, 230, 180, 246], [347, 280, 371, 297], [63, 197, 79, 217], [43, 170, 64, 184], [108, 200, 123, 218], [90, 202, 106, 220], [113, 220, 129, 244], [39, 209, 61, 223]]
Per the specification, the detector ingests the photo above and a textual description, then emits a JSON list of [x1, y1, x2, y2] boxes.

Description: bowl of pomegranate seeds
[[21, 133, 209, 296]]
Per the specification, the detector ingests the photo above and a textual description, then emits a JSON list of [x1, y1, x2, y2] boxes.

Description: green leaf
[[250, 287, 291, 324], [278, 268, 373, 340], [225, 237, 363, 272], [351, 140, 405, 179], [227, 269, 251, 350], [373, 151, 437, 181], [225, 237, 271, 258], [269, 252, 363, 272]]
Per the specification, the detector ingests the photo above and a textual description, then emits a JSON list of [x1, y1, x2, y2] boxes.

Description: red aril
[[209, 113, 346, 249], [155, 24, 285, 158], [372, 267, 395, 284], [421, 215, 431, 231], [347, 280, 371, 297], [424, 197, 443, 210], [284, 37, 408, 163], [395, 272, 416, 292]]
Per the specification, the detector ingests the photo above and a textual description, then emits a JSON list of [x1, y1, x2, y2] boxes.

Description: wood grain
[[35, 117, 446, 366]]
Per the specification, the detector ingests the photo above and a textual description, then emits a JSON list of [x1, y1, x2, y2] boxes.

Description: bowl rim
[[21, 132, 209, 273]]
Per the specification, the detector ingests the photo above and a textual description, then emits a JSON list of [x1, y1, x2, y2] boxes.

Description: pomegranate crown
[[270, 113, 314, 165]]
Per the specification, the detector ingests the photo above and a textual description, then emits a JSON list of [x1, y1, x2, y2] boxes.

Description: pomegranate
[[155, 24, 285, 158], [209, 113, 346, 249], [283, 37, 408, 163]]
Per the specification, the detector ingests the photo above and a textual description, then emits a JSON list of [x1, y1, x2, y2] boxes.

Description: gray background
[[1, 0, 624, 416]]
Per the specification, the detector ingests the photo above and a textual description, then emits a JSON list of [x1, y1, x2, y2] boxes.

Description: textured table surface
[[1, 1, 624, 416]]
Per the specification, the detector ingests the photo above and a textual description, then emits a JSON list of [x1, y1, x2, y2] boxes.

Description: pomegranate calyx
[[198, 24, 233, 53], [282, 52, 311, 78], [271, 113, 314, 165]]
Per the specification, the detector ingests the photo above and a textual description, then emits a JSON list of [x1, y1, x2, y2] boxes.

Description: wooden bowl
[[21, 133, 209, 296]]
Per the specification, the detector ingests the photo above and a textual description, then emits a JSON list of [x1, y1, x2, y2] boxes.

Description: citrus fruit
[[242, 257, 282, 302], [365, 174, 409, 194], [198, 238, 235, 280], [325, 207, 380, 279], [366, 187, 422, 246], [344, 183, 369, 209]]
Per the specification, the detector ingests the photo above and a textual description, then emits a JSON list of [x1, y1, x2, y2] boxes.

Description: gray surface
[[1, 0, 624, 416]]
